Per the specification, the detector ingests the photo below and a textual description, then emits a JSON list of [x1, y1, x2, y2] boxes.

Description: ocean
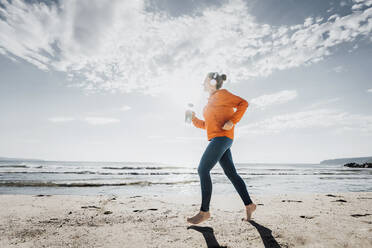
[[0, 160, 371, 196]]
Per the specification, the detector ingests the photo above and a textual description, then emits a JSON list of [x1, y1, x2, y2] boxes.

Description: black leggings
[[197, 136, 253, 212]]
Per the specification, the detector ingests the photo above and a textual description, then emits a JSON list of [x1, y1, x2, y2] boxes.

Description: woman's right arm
[[191, 112, 206, 129]]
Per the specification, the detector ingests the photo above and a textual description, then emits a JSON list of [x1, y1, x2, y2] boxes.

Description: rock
[[364, 163, 372, 168], [103, 211, 113, 215], [344, 162, 372, 168], [344, 163, 359, 168]]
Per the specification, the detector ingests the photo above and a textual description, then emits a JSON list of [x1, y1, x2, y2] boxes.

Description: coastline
[[1, 192, 371, 247]]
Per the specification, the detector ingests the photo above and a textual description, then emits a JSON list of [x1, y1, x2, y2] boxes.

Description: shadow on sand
[[187, 220, 280, 248], [249, 220, 281, 248], [187, 225, 227, 248]]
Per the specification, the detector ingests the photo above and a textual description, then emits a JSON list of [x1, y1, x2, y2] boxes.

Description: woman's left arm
[[224, 90, 249, 125]]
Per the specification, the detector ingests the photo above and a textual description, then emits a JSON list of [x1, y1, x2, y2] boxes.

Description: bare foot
[[187, 211, 210, 224], [243, 203, 257, 221]]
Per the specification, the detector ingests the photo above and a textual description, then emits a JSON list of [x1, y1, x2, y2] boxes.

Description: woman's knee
[[197, 165, 206, 176], [198, 162, 212, 177], [224, 168, 239, 179]]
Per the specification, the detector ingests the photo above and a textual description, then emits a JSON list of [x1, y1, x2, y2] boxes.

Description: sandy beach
[[0, 192, 371, 248]]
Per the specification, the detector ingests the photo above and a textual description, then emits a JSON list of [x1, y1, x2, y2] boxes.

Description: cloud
[[147, 135, 205, 143], [120, 105, 131, 111], [352, 0, 372, 10], [367, 88, 372, 92], [239, 109, 372, 135], [250, 90, 297, 109], [48, 116, 120, 125], [332, 65, 345, 73], [0, 0, 372, 97], [48, 117, 75, 122], [304, 97, 340, 110], [84, 117, 120, 125]]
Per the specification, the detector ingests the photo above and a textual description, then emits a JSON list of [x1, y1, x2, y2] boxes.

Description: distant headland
[[320, 156, 372, 165]]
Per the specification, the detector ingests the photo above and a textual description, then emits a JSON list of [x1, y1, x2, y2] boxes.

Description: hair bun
[[221, 74, 227, 81]]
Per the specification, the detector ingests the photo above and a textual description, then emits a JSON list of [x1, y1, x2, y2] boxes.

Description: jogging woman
[[186, 72, 256, 224]]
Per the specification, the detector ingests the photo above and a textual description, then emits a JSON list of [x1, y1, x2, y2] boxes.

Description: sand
[[0, 192, 371, 248]]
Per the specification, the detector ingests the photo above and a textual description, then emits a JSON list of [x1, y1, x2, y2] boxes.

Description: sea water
[[0, 160, 371, 196]]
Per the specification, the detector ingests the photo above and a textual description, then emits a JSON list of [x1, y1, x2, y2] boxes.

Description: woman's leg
[[219, 148, 253, 206], [197, 136, 233, 212]]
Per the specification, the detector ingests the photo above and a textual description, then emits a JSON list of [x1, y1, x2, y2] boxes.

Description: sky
[[0, 0, 371, 164]]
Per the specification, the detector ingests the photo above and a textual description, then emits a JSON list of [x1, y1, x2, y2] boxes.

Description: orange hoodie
[[192, 89, 248, 141]]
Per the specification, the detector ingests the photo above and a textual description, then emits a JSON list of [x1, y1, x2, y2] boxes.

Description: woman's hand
[[222, 120, 234, 130]]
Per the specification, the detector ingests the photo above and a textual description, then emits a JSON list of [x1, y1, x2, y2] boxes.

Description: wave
[[0, 180, 199, 187], [0, 170, 368, 176], [0, 171, 198, 175], [101, 166, 188, 170], [319, 177, 372, 180], [0, 165, 28, 168], [0, 165, 43, 169]]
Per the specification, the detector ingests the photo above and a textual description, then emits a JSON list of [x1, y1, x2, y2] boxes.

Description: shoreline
[[1, 192, 371, 247]]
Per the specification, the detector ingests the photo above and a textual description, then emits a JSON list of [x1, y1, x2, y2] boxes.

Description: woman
[[186, 72, 256, 225]]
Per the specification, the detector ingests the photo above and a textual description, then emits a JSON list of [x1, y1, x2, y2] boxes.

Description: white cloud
[[304, 97, 340, 110], [49, 116, 120, 125], [332, 65, 344, 73], [120, 105, 131, 111], [367, 88, 372, 92], [352, 0, 372, 10], [84, 117, 120, 125], [250, 90, 297, 109], [0, 0, 372, 97], [239, 109, 372, 135], [48, 117, 75, 122], [147, 135, 204, 143]]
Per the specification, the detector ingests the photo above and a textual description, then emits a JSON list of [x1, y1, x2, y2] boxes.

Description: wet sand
[[0, 192, 371, 247]]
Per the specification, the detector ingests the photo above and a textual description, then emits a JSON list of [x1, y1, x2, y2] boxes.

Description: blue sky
[[0, 0, 371, 164]]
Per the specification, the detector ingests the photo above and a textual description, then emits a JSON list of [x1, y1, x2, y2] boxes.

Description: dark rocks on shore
[[344, 162, 372, 168]]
